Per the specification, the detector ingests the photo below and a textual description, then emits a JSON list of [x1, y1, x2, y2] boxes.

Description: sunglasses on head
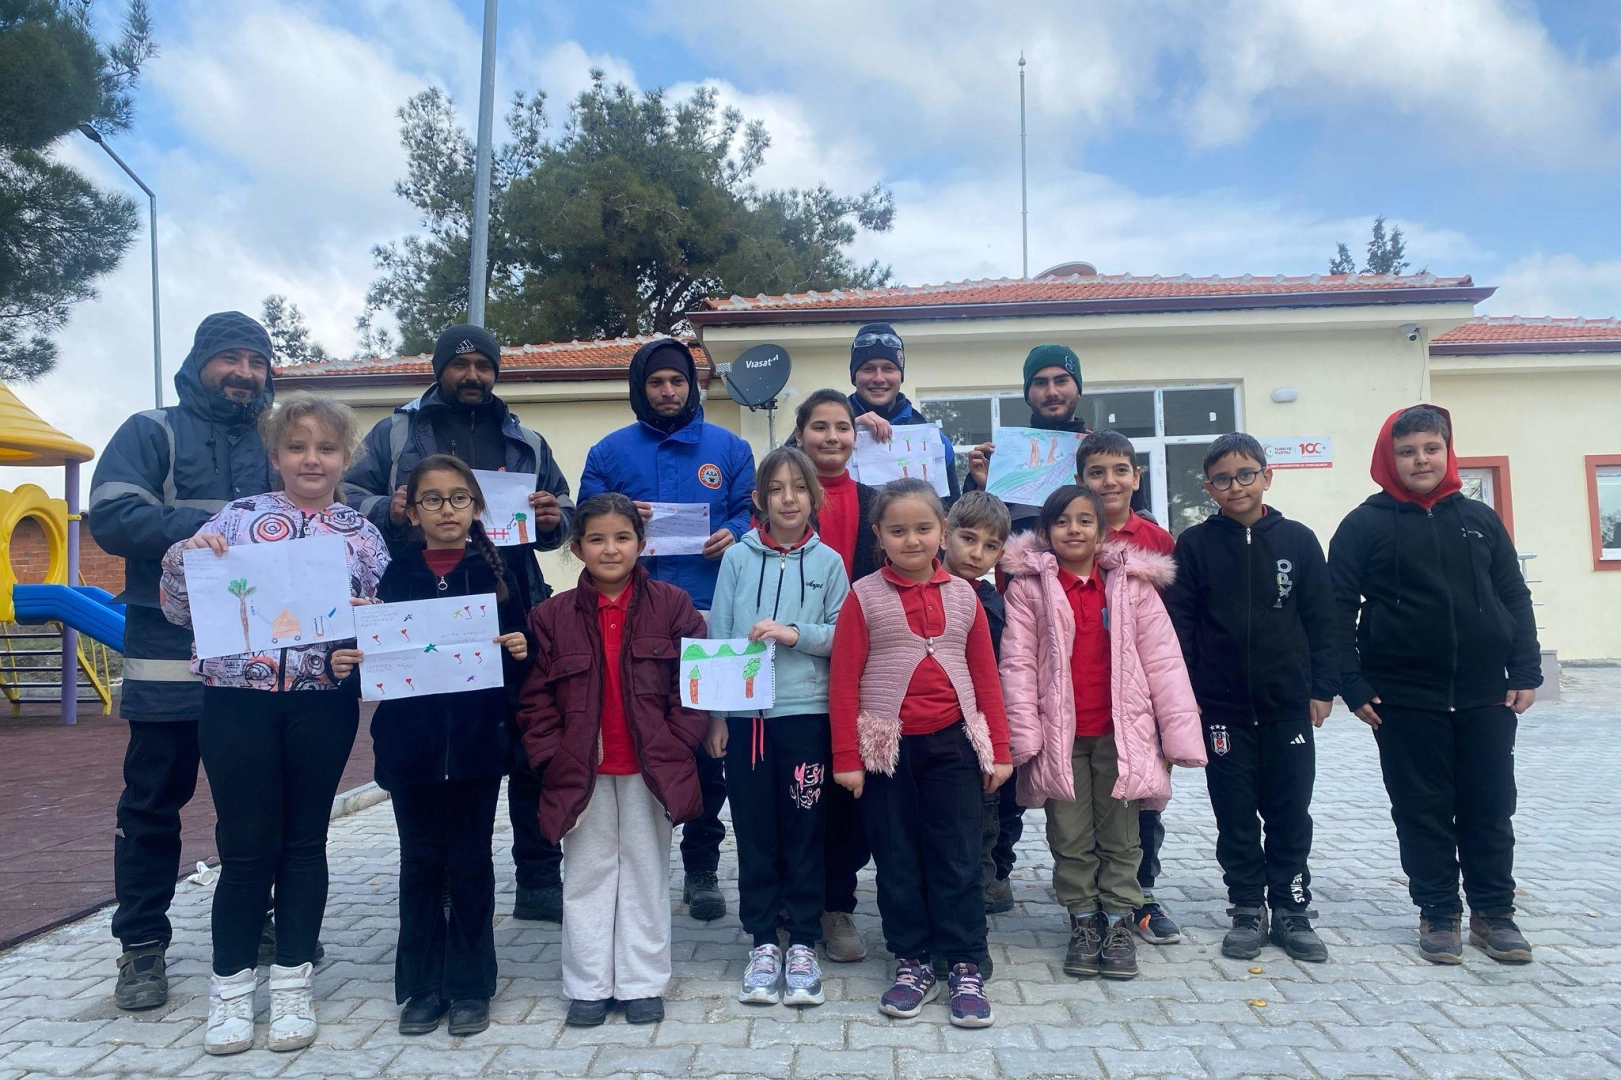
[[853, 332, 903, 350]]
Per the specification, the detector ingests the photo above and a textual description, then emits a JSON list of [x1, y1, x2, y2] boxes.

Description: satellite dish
[[723, 344, 791, 407]]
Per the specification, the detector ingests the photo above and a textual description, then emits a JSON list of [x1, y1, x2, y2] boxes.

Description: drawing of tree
[[514, 511, 529, 544], [688, 665, 702, 704], [742, 657, 762, 698], [227, 579, 256, 649]]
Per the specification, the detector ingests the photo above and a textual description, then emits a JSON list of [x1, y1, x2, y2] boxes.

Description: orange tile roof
[[274, 335, 709, 381], [1431, 316, 1621, 345]]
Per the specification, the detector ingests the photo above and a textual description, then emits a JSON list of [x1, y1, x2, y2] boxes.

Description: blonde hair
[[258, 391, 365, 464]]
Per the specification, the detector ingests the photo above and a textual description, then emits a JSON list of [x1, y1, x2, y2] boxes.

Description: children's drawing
[[184, 535, 355, 660], [678, 638, 776, 711], [474, 469, 541, 548], [644, 502, 711, 557], [354, 593, 502, 702], [984, 425, 1085, 506], [850, 421, 951, 498]]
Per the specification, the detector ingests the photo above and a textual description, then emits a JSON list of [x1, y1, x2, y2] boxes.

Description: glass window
[[1079, 390, 1155, 439], [1598, 466, 1621, 560], [1459, 468, 1495, 509], [1135, 451, 1154, 514], [1166, 444, 1215, 535], [996, 393, 1030, 427], [926, 397, 992, 451], [1163, 388, 1236, 437]]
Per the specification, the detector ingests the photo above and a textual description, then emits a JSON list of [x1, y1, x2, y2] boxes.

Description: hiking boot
[[115, 945, 169, 1011], [1132, 898, 1181, 944], [1470, 912, 1533, 964], [1100, 914, 1140, 979], [1221, 906, 1269, 960], [683, 870, 725, 921], [623, 996, 664, 1024], [783, 943, 825, 1006], [447, 998, 490, 1036], [947, 963, 993, 1028], [267, 962, 317, 1051], [739, 943, 783, 1004], [513, 882, 563, 923], [1418, 914, 1463, 964], [565, 998, 611, 1027], [1063, 910, 1105, 977], [878, 959, 939, 1018], [984, 876, 1014, 914], [399, 991, 447, 1035], [819, 910, 867, 962], [258, 915, 325, 965], [204, 967, 257, 1055], [1269, 909, 1329, 963]]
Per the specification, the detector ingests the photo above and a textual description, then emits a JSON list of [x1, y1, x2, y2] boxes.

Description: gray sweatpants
[[560, 773, 675, 1001]]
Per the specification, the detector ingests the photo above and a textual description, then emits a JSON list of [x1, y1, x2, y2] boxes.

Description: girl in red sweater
[[830, 478, 1012, 1029]]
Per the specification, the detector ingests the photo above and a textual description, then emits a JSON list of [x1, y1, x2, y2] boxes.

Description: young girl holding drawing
[[704, 446, 850, 1007], [328, 455, 529, 1038], [516, 493, 708, 1027], [828, 478, 1013, 1029], [158, 392, 388, 1056]]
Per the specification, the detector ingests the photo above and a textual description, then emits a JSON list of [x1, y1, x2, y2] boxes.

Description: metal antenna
[[1019, 53, 1029, 279]]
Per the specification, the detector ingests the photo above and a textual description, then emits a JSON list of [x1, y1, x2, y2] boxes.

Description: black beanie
[[849, 321, 905, 382], [432, 324, 502, 380], [643, 342, 690, 378], [188, 311, 272, 367]]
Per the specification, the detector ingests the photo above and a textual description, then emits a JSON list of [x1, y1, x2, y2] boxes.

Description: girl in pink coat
[[999, 486, 1204, 981]]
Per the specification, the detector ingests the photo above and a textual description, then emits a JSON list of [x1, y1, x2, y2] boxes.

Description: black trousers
[[507, 761, 562, 890], [981, 774, 1025, 884], [1136, 809, 1164, 893], [199, 687, 358, 975], [861, 724, 986, 968], [680, 749, 728, 875], [112, 719, 200, 950], [1203, 719, 1315, 910], [726, 715, 830, 946], [1373, 702, 1518, 918], [392, 775, 502, 1002], [824, 781, 871, 913]]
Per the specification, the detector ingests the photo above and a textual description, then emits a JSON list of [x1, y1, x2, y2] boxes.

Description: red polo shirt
[[596, 580, 638, 776], [816, 470, 860, 578], [1060, 567, 1112, 737], [1110, 512, 1175, 558]]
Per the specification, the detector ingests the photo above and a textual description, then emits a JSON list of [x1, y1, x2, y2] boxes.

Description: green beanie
[[1023, 343, 1082, 399]]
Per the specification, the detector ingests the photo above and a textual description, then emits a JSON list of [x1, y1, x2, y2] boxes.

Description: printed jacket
[[707, 529, 851, 718], [1163, 507, 1339, 724], [158, 492, 389, 691], [516, 566, 710, 843], [999, 534, 1205, 811], [848, 391, 960, 499]]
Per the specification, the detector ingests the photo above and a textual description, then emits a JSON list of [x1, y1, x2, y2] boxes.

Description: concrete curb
[[330, 781, 390, 821]]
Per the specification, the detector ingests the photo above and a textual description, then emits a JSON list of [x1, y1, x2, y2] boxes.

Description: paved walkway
[[1, 670, 1618, 1080]]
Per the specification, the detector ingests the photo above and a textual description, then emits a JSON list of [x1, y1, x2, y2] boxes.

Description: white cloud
[[1481, 253, 1621, 318]]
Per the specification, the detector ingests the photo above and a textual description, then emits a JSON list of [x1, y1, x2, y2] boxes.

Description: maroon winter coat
[[517, 566, 709, 843]]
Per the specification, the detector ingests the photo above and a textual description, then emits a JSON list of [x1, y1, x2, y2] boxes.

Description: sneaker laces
[[1070, 917, 1102, 948], [270, 983, 313, 1023], [1138, 902, 1164, 917], [746, 945, 780, 979], [950, 965, 984, 997], [1103, 919, 1135, 949], [1483, 914, 1521, 931], [786, 946, 817, 978], [891, 961, 929, 990], [214, 985, 254, 1024]]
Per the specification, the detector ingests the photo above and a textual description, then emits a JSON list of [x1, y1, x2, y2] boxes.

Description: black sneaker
[[1221, 906, 1269, 960], [565, 998, 612, 1026], [1270, 909, 1328, 963], [1469, 912, 1532, 964], [1419, 914, 1463, 965], [1063, 911, 1104, 977], [1131, 899, 1181, 944], [513, 883, 563, 923], [623, 996, 664, 1024], [683, 870, 725, 921], [114, 945, 168, 1011], [258, 914, 325, 965], [447, 997, 491, 1036], [1100, 915, 1139, 979], [399, 991, 447, 1035]]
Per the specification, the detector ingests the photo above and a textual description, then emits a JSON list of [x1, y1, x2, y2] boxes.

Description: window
[[1458, 456, 1514, 542], [923, 384, 1242, 535], [1587, 455, 1621, 571]]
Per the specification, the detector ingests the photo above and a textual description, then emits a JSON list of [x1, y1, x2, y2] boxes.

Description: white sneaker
[[783, 943, 825, 1006], [204, 967, 257, 1055], [266, 962, 317, 1051], [738, 943, 782, 1004]]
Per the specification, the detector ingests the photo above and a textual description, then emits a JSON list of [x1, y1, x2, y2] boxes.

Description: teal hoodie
[[708, 527, 850, 718]]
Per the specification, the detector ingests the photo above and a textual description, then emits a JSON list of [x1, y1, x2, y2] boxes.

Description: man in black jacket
[[1328, 405, 1540, 966], [1164, 433, 1337, 963]]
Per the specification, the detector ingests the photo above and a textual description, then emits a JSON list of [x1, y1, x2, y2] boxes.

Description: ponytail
[[468, 519, 510, 602]]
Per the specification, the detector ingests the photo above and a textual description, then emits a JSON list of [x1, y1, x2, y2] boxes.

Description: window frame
[[1586, 454, 1621, 571], [1457, 455, 1515, 543]]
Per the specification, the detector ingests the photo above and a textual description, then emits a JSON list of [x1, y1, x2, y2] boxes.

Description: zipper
[[1244, 527, 1255, 725], [772, 552, 788, 620], [1427, 508, 1458, 711]]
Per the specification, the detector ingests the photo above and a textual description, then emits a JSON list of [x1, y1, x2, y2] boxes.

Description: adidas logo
[[1290, 734, 1306, 745], [455, 338, 480, 354]]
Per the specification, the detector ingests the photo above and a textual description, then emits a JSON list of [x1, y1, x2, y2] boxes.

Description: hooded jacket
[[578, 339, 757, 609], [848, 391, 961, 499], [707, 529, 851, 718], [999, 534, 1204, 811], [1163, 507, 1339, 724], [516, 566, 710, 843], [1328, 406, 1539, 712], [88, 315, 276, 720]]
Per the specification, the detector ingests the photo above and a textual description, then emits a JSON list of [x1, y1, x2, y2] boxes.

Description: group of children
[[159, 382, 1539, 1052]]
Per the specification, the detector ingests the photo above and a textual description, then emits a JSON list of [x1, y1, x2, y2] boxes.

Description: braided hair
[[406, 454, 509, 602]]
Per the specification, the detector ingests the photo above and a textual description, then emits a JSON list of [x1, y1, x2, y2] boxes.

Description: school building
[[277, 271, 1621, 664]]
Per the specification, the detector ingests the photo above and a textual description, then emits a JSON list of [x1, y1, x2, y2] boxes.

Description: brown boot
[[1418, 914, 1462, 964], [1469, 912, 1532, 963], [1063, 910, 1104, 977]]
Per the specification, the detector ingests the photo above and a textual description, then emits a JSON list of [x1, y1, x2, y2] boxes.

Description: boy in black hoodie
[[1165, 434, 1337, 963], [1328, 405, 1540, 966]]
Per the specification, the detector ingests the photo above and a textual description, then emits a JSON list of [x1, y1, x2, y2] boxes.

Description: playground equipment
[[0, 382, 125, 723]]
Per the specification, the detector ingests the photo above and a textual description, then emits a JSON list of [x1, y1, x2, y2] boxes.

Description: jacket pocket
[[544, 651, 594, 710], [629, 637, 677, 697]]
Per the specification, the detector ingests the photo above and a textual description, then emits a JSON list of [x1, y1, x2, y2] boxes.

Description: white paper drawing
[[985, 425, 1084, 505], [645, 502, 712, 557], [850, 422, 950, 498], [679, 638, 775, 712], [474, 469, 539, 547], [354, 593, 503, 702], [183, 535, 356, 660]]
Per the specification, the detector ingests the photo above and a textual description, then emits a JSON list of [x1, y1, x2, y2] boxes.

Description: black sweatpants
[[982, 774, 1025, 885], [507, 760, 562, 890], [199, 686, 358, 976], [1373, 702, 1518, 918], [1136, 810, 1164, 894], [680, 750, 729, 875], [392, 775, 502, 1002], [112, 719, 200, 950], [861, 724, 986, 968], [726, 715, 830, 947], [824, 782, 871, 913], [1203, 719, 1315, 910]]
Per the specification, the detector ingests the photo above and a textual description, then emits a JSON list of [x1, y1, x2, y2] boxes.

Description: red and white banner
[[1261, 437, 1333, 469]]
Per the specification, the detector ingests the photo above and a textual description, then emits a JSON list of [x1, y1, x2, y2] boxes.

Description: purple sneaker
[[947, 963, 993, 1028], [878, 959, 938, 1018]]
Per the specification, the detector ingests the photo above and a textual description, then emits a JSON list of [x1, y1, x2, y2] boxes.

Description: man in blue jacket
[[579, 337, 756, 920], [88, 311, 276, 1011], [344, 323, 576, 925]]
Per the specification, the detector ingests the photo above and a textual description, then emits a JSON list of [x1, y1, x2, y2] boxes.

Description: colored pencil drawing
[[984, 425, 1085, 506], [850, 422, 951, 498], [183, 535, 355, 660], [678, 637, 776, 711], [354, 593, 502, 701]]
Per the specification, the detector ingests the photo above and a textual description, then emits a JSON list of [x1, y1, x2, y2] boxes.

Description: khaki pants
[[1045, 734, 1143, 916]]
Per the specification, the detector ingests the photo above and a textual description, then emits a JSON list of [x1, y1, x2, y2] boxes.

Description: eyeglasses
[[415, 492, 474, 511], [1208, 468, 1263, 491], [853, 331, 903, 350]]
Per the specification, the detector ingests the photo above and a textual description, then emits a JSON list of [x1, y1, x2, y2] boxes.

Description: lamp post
[[1019, 54, 1029, 280], [78, 124, 162, 409], [467, 0, 499, 326]]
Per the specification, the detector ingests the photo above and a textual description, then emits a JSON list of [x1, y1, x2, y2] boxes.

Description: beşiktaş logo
[[1291, 873, 1307, 905], [1274, 558, 1294, 608], [1210, 725, 1230, 756]]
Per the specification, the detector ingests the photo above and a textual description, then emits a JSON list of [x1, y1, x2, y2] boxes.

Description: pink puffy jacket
[[999, 533, 1205, 811]]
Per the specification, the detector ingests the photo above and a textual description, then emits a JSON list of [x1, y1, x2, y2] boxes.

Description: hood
[[1000, 529, 1058, 578], [628, 337, 701, 433], [1370, 403, 1461, 510], [849, 390, 918, 424], [174, 311, 275, 427], [1095, 538, 1178, 589]]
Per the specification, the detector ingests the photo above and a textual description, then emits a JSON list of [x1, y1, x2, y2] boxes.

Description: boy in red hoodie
[[1328, 405, 1540, 965]]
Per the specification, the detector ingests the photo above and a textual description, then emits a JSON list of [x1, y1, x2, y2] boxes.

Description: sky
[[7, 0, 1620, 497]]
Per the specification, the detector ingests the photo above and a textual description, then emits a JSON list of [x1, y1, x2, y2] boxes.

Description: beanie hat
[[187, 311, 272, 367], [643, 341, 690, 379], [1022, 343, 1081, 399], [432, 323, 502, 381], [850, 322, 905, 382]]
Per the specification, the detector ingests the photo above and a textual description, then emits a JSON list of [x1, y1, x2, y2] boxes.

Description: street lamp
[[77, 123, 162, 409]]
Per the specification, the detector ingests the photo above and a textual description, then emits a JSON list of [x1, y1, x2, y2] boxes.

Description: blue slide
[[12, 584, 126, 653]]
